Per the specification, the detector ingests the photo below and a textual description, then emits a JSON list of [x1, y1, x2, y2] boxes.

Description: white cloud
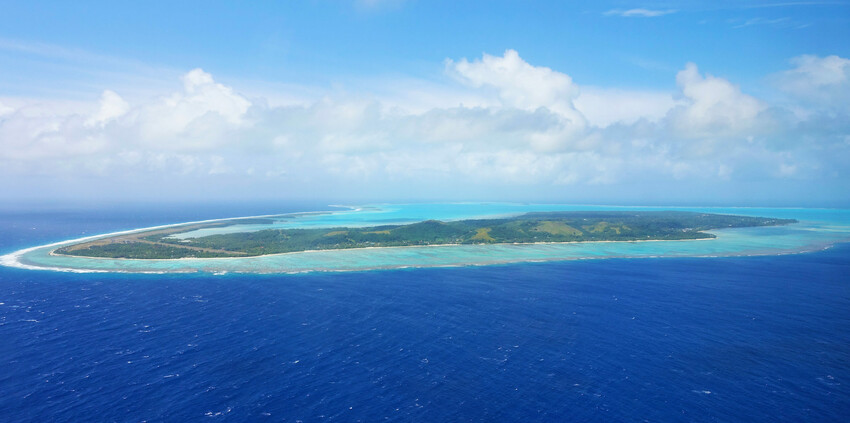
[[604, 8, 676, 17], [130, 68, 253, 150], [668, 63, 767, 138], [774, 54, 850, 110], [1, 52, 848, 201], [446, 49, 587, 151], [175, 68, 251, 125], [86, 90, 129, 127], [355, 76, 495, 113], [0, 68, 254, 164], [730, 17, 793, 29], [447, 50, 581, 115], [574, 88, 679, 127], [786, 55, 850, 86], [0, 101, 13, 117]]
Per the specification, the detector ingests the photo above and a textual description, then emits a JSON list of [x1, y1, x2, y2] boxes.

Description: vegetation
[[57, 243, 235, 259], [54, 211, 796, 259]]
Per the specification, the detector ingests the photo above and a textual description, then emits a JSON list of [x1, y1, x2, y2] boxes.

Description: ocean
[[1, 203, 848, 421]]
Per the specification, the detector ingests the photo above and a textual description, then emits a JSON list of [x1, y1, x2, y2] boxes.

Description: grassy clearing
[[471, 228, 495, 241], [583, 221, 623, 234], [533, 221, 582, 236]]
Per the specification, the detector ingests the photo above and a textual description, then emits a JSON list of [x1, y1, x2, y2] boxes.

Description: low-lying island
[[54, 211, 796, 260]]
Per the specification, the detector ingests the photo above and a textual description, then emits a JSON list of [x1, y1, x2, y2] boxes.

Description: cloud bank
[[1, 50, 848, 203], [604, 8, 677, 18]]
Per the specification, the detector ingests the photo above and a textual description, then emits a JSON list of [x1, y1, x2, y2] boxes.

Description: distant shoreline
[[50, 210, 792, 260], [9, 240, 842, 275], [46, 235, 718, 262], [4, 204, 842, 274]]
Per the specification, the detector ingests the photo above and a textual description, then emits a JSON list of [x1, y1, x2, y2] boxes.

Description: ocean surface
[[1, 203, 849, 421]]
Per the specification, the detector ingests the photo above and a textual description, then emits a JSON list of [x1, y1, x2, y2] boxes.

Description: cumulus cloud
[[447, 49, 579, 113], [1, 52, 848, 201], [667, 63, 768, 138], [774, 54, 850, 110], [130, 68, 253, 150], [0, 101, 13, 117], [0, 68, 253, 165], [86, 90, 129, 127], [446, 49, 587, 151]]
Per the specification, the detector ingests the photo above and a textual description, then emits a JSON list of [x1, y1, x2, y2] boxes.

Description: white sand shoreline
[[44, 235, 718, 263], [0, 207, 357, 268], [1, 204, 836, 274], [6, 242, 841, 275]]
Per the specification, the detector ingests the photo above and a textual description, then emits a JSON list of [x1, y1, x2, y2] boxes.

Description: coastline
[[4, 240, 842, 275], [3, 204, 846, 274], [45, 235, 719, 262], [0, 206, 363, 264], [4, 226, 845, 275]]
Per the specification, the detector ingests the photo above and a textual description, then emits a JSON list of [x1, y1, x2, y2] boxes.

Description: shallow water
[[5, 204, 850, 274]]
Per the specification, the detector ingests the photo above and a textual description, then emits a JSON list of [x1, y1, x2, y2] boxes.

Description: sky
[[1, 1, 849, 206]]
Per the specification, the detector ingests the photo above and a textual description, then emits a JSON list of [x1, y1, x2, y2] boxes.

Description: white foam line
[[2, 205, 843, 274], [0, 208, 352, 272], [2, 240, 841, 275]]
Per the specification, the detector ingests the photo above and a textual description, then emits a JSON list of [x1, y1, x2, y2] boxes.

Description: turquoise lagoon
[[4, 203, 850, 274]]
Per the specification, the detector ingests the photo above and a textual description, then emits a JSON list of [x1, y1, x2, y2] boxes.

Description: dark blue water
[[1, 206, 849, 422]]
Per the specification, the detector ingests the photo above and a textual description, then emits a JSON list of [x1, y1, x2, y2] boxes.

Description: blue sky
[[1, 1, 849, 205]]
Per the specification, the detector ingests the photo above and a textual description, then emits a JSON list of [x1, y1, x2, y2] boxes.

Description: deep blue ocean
[[1, 204, 849, 422]]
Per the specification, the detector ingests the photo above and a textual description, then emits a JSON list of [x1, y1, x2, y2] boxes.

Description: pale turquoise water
[[6, 204, 850, 274]]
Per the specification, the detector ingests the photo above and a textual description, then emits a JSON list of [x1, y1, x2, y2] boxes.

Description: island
[[52, 211, 797, 260]]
